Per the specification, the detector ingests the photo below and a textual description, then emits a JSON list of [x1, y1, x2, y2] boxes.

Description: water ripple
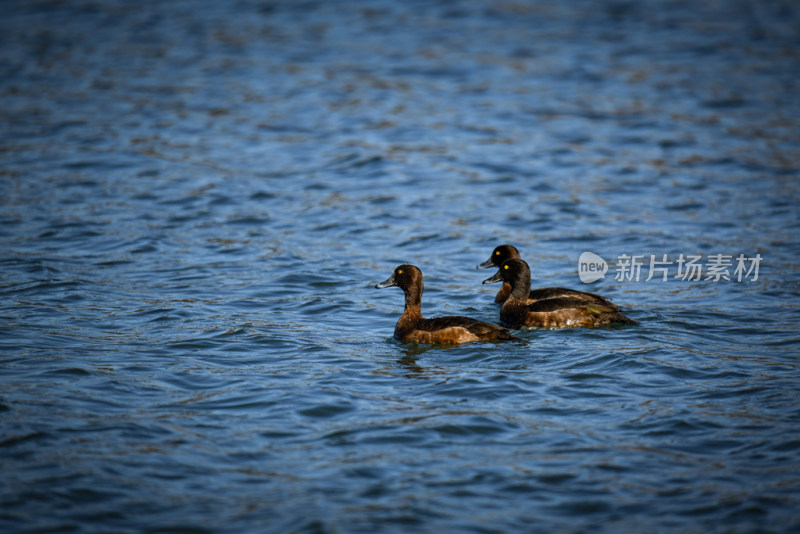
[[1, 0, 799, 533]]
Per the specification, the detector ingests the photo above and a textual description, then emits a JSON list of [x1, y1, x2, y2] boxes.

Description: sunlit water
[[2, 1, 799, 532]]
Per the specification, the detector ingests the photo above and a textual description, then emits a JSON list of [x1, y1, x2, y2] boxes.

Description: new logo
[[578, 252, 608, 283]]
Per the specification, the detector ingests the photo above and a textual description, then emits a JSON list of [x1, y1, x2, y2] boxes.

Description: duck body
[[478, 244, 619, 309], [376, 264, 518, 344], [393, 312, 517, 344], [483, 259, 638, 329], [499, 296, 634, 328]]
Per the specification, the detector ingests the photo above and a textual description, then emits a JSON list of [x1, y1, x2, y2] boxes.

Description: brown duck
[[376, 264, 518, 344], [482, 258, 638, 328], [477, 244, 620, 308]]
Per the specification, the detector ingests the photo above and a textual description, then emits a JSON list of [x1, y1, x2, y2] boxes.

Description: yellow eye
[[504, 264, 509, 270], [397, 269, 403, 274], [495, 251, 500, 255]]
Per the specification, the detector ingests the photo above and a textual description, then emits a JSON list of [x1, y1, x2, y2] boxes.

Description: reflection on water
[[1, 0, 800, 532]]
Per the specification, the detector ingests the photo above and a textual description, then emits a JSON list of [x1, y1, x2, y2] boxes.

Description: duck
[[482, 258, 638, 328], [477, 244, 619, 308], [376, 264, 518, 344]]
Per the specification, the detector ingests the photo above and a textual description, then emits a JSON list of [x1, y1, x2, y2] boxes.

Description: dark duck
[[482, 258, 638, 328], [477, 244, 620, 308], [376, 264, 518, 344]]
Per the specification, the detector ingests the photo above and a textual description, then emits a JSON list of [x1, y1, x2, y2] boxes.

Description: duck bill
[[375, 275, 396, 289], [476, 258, 495, 270], [482, 270, 504, 284]]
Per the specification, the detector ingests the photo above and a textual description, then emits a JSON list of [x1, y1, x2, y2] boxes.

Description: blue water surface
[[1, 1, 799, 532]]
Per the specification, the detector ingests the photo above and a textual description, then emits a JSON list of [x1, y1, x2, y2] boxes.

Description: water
[[2, 0, 799, 532]]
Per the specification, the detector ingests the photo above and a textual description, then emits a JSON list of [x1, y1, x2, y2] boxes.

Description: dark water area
[[2, 0, 799, 532]]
